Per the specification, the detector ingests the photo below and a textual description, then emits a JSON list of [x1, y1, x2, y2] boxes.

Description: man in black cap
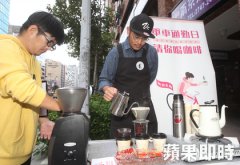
[[99, 13, 158, 138]]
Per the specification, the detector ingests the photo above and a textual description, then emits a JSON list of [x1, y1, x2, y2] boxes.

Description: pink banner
[[156, 80, 173, 91]]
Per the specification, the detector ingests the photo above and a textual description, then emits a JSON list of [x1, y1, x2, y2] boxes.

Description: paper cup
[[152, 133, 167, 152], [117, 140, 131, 152], [135, 134, 149, 151]]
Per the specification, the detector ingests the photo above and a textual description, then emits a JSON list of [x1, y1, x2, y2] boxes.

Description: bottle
[[172, 94, 186, 138]]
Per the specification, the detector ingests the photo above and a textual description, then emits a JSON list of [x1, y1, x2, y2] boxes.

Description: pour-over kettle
[[109, 91, 139, 117], [190, 102, 228, 137]]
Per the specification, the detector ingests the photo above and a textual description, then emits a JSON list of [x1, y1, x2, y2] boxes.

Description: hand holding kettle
[[109, 90, 139, 117], [103, 86, 118, 101], [103, 86, 139, 117]]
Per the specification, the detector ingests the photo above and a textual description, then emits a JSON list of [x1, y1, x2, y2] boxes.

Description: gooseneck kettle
[[109, 91, 139, 117]]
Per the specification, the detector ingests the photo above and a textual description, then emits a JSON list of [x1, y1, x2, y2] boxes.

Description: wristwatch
[[39, 108, 48, 117]]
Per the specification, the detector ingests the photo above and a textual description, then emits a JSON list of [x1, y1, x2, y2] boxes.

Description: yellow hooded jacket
[[0, 34, 46, 165]]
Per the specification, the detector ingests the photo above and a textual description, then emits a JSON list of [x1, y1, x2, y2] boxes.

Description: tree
[[47, 0, 114, 89]]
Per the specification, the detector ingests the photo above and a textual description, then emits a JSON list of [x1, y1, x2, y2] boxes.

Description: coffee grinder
[[48, 87, 89, 165], [131, 107, 150, 136]]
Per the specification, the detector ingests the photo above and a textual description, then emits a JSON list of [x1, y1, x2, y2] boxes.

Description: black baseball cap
[[130, 13, 155, 38]]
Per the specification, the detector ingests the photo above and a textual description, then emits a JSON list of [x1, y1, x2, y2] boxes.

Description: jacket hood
[[0, 34, 27, 52]]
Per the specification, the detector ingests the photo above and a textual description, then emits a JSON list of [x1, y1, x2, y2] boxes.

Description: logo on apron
[[136, 61, 144, 70]]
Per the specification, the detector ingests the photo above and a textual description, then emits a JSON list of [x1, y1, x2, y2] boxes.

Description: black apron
[[110, 44, 158, 138]]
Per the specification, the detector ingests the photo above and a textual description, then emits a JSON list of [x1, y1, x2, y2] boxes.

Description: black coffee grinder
[[48, 87, 89, 165]]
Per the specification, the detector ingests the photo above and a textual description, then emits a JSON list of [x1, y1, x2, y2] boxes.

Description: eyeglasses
[[38, 27, 56, 51], [132, 32, 148, 42]]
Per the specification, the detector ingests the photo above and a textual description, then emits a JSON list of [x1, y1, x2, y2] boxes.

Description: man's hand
[[39, 117, 55, 140], [103, 86, 118, 101]]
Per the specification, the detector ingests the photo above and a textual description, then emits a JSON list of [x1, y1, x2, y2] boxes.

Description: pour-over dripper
[[131, 107, 150, 120], [56, 87, 87, 113]]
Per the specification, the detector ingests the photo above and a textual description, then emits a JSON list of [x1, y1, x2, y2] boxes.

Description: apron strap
[[117, 44, 124, 58]]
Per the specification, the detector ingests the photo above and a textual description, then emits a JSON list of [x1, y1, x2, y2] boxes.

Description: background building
[[45, 59, 65, 89], [0, 0, 10, 34], [38, 60, 46, 81], [8, 24, 20, 35]]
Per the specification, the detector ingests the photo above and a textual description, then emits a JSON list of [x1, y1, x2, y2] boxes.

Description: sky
[[9, 0, 79, 66]]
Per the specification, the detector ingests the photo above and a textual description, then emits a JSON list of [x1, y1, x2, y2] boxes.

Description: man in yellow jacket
[[0, 11, 65, 165]]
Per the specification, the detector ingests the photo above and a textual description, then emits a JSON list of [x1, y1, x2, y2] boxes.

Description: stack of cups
[[115, 128, 132, 152], [152, 133, 167, 153]]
